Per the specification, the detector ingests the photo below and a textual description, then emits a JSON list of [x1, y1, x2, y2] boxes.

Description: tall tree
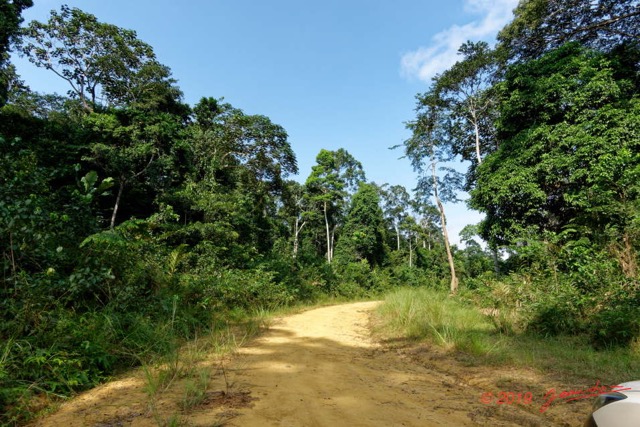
[[305, 149, 365, 263], [335, 182, 387, 267], [0, 0, 32, 106], [191, 98, 297, 192], [20, 5, 180, 112], [398, 215, 421, 268], [498, 0, 640, 62], [278, 180, 308, 258], [381, 184, 411, 251], [434, 41, 499, 169], [17, 6, 189, 229], [411, 195, 441, 252], [469, 43, 640, 276], [404, 92, 464, 293], [84, 107, 185, 229], [170, 98, 298, 254]]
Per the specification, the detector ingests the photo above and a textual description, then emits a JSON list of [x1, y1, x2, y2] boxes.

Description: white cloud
[[401, 0, 518, 82]]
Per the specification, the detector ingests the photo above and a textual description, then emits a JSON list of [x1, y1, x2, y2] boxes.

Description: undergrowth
[[377, 287, 640, 383], [140, 312, 271, 426], [0, 305, 272, 427]]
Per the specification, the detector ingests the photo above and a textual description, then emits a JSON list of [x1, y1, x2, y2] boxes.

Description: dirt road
[[229, 301, 481, 426], [34, 301, 589, 426], [224, 301, 561, 427]]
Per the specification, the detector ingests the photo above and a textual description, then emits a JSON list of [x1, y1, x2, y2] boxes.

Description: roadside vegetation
[[378, 287, 640, 383], [1, 1, 640, 425], [381, 0, 640, 389], [0, 4, 441, 424]]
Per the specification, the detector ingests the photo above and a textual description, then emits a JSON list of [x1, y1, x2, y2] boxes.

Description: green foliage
[[589, 283, 640, 349], [334, 182, 387, 267], [431, 40, 498, 169], [463, 43, 640, 350], [0, 0, 32, 106], [380, 184, 410, 250], [333, 260, 373, 297], [189, 98, 298, 188], [456, 227, 494, 281], [378, 287, 640, 386], [20, 5, 180, 111], [464, 250, 640, 350], [16, 2, 640, 423], [471, 43, 640, 247], [527, 297, 583, 337], [0, 5, 334, 423], [497, 0, 640, 62], [590, 305, 639, 350], [385, 0, 640, 401], [304, 148, 366, 263], [199, 268, 295, 312]]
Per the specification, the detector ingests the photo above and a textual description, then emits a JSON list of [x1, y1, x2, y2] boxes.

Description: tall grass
[[378, 287, 497, 355], [377, 287, 640, 382]]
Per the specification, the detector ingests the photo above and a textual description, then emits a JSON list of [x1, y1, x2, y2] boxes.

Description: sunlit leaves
[[471, 44, 640, 247], [305, 149, 365, 262], [20, 5, 180, 111], [335, 182, 386, 267], [498, 0, 640, 62]]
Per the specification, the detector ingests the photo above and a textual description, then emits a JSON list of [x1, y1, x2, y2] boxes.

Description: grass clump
[[378, 287, 496, 355], [377, 287, 640, 383]]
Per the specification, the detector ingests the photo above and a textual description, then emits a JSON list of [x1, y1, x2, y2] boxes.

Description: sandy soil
[[32, 301, 592, 426]]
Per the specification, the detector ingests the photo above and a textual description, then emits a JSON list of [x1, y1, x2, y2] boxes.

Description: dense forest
[[403, 0, 640, 346], [1, 0, 639, 424]]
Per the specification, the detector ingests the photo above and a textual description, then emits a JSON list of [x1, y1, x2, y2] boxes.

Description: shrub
[[336, 260, 372, 292], [590, 304, 640, 349], [527, 301, 583, 337], [588, 284, 640, 348], [200, 268, 295, 312]]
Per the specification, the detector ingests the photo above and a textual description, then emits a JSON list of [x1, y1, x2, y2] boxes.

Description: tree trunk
[[491, 245, 500, 274], [8, 231, 16, 292], [323, 201, 331, 263], [409, 235, 413, 268], [293, 229, 299, 259], [395, 224, 400, 251], [439, 203, 458, 294], [330, 224, 337, 263], [293, 218, 305, 258], [471, 108, 483, 165], [432, 163, 458, 294], [614, 232, 637, 278], [110, 178, 125, 230]]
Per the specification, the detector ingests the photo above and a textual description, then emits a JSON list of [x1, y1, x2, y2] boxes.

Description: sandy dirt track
[[33, 301, 589, 426], [231, 301, 479, 426], [227, 301, 549, 427]]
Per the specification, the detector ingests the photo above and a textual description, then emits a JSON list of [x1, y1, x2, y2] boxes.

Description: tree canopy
[[470, 43, 640, 252], [0, 0, 32, 106], [20, 5, 180, 111], [498, 0, 640, 62]]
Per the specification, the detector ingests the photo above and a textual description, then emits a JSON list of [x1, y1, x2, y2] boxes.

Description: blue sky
[[12, 0, 518, 244]]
